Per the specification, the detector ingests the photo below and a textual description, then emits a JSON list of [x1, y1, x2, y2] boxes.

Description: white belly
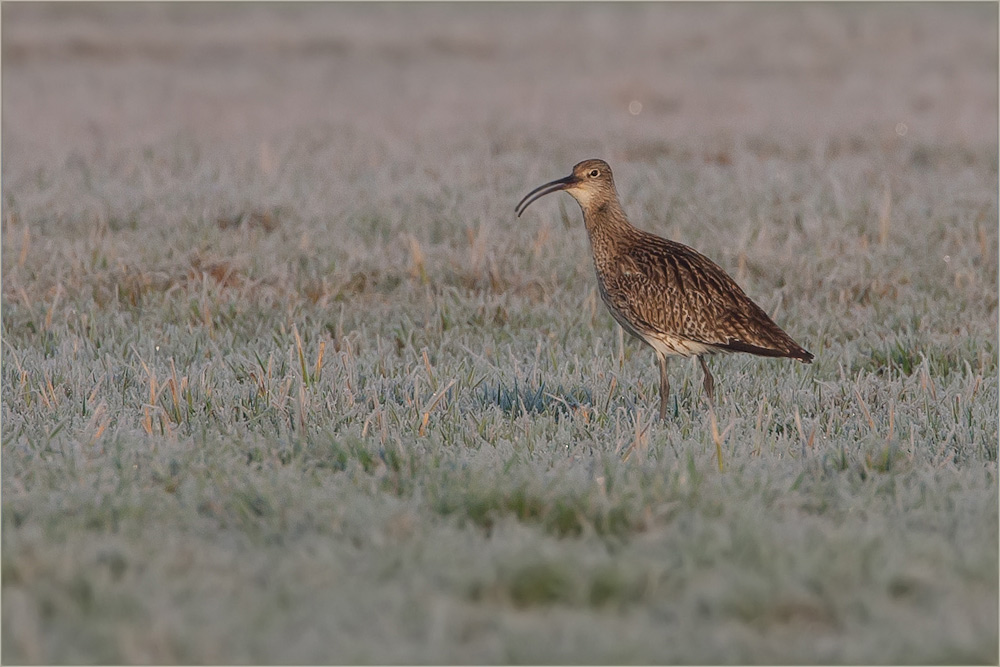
[[604, 303, 715, 359], [642, 333, 715, 359]]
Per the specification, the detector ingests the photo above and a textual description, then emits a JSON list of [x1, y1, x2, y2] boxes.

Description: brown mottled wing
[[602, 235, 813, 361]]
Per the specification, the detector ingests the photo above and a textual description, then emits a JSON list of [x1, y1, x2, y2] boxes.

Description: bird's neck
[[580, 198, 636, 251]]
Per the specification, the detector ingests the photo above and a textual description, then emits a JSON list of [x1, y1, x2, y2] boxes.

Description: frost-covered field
[[2, 3, 997, 663]]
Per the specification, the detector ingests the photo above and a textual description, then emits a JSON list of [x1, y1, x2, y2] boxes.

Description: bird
[[515, 158, 813, 420]]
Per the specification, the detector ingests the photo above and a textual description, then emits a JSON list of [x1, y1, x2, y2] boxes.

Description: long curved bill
[[515, 174, 578, 217]]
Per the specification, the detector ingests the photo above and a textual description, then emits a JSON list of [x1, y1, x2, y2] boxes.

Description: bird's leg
[[657, 353, 670, 420], [698, 356, 715, 404]]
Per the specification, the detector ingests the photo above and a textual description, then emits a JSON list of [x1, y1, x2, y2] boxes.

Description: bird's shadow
[[475, 375, 719, 424], [478, 378, 595, 420]]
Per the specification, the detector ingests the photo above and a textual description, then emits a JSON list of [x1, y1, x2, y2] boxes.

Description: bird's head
[[515, 159, 617, 217]]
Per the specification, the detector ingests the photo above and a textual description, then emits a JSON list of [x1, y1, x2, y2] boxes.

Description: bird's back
[[593, 228, 813, 362]]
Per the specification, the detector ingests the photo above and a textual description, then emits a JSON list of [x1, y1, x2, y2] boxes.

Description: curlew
[[515, 159, 813, 420]]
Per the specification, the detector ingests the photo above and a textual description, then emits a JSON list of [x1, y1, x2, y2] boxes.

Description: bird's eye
[[588, 169, 600, 178]]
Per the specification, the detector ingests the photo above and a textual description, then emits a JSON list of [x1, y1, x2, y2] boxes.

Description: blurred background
[[4, 3, 996, 212]]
